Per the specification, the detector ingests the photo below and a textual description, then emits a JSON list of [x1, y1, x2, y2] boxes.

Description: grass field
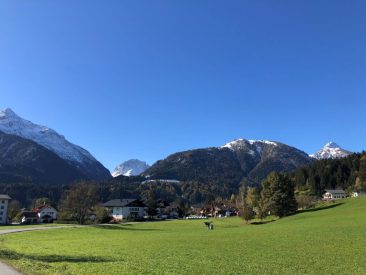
[[0, 224, 72, 230], [0, 197, 366, 274]]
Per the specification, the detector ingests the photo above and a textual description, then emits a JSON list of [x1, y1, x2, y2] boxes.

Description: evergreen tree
[[359, 155, 366, 190], [261, 172, 297, 218]]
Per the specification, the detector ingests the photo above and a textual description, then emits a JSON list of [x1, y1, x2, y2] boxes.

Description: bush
[[296, 195, 318, 210], [94, 206, 112, 224]]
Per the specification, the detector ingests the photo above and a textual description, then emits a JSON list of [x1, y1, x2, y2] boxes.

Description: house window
[[0, 206, 4, 210], [0, 212, 3, 215], [0, 217, 2, 221], [1, 200, 4, 204]]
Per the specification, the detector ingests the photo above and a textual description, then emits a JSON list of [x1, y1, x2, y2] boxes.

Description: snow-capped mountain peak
[[0, 108, 94, 163], [112, 159, 150, 177], [310, 142, 352, 160], [0, 108, 111, 180], [1, 108, 17, 117], [324, 142, 340, 149]]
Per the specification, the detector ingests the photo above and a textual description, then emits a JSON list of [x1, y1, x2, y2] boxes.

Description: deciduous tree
[[8, 200, 21, 221], [60, 181, 98, 224]]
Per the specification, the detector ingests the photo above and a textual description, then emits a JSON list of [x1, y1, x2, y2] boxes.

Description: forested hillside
[[293, 152, 366, 195], [2, 152, 365, 208]]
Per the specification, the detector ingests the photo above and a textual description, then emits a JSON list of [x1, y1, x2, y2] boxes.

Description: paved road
[[0, 226, 76, 275], [0, 261, 22, 275]]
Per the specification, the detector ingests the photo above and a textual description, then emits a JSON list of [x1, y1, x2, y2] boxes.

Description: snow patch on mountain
[[222, 139, 278, 152], [310, 142, 352, 159], [248, 140, 278, 146], [112, 159, 150, 177], [222, 139, 246, 150]]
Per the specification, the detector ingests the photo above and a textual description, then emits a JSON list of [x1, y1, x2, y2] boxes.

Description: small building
[[21, 211, 39, 224], [103, 199, 147, 221], [352, 191, 366, 198], [0, 194, 11, 225], [33, 205, 57, 223], [322, 189, 347, 200]]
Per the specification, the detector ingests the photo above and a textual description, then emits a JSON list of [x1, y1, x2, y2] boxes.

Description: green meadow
[[0, 224, 72, 230], [1, 197, 366, 274]]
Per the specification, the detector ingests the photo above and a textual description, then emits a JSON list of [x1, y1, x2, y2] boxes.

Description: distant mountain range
[[0, 108, 355, 185], [143, 139, 313, 185], [0, 108, 111, 183], [141, 139, 354, 185], [112, 159, 150, 177]]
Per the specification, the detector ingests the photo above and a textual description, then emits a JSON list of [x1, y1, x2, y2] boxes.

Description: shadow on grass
[[250, 220, 276, 225], [296, 202, 343, 214], [93, 224, 161, 231], [0, 249, 114, 263]]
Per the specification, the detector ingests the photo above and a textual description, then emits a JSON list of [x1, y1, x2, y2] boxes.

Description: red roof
[[32, 204, 52, 213]]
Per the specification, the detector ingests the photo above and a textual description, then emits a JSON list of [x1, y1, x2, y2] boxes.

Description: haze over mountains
[[0, 108, 355, 185]]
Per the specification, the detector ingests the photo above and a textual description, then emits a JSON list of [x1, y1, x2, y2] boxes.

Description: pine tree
[[261, 172, 297, 218]]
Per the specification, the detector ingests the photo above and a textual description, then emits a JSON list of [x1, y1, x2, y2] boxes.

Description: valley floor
[[0, 197, 366, 274]]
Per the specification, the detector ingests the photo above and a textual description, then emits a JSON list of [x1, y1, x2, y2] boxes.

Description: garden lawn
[[1, 197, 366, 274]]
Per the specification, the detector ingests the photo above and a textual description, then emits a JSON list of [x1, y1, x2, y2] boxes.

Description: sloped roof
[[103, 199, 146, 208], [0, 194, 11, 200], [33, 205, 57, 213], [324, 189, 346, 193]]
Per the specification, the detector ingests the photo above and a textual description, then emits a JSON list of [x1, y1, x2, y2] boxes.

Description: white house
[[103, 199, 147, 221], [322, 189, 347, 200], [352, 191, 366, 198], [0, 194, 11, 225], [33, 205, 57, 223]]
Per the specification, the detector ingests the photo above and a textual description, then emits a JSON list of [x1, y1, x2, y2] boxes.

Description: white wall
[[38, 207, 57, 220], [0, 199, 9, 225], [112, 207, 145, 220]]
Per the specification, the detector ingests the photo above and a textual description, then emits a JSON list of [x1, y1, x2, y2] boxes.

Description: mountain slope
[[144, 139, 312, 185], [0, 131, 87, 184], [310, 142, 352, 159], [0, 108, 111, 181], [112, 159, 150, 177]]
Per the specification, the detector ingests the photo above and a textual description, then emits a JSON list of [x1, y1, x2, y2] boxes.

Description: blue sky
[[1, 1, 365, 171]]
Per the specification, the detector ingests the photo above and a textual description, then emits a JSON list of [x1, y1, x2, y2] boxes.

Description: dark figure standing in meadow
[[204, 222, 214, 230]]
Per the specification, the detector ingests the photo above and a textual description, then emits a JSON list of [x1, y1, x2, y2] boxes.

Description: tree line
[[292, 152, 366, 196], [2, 152, 365, 224]]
